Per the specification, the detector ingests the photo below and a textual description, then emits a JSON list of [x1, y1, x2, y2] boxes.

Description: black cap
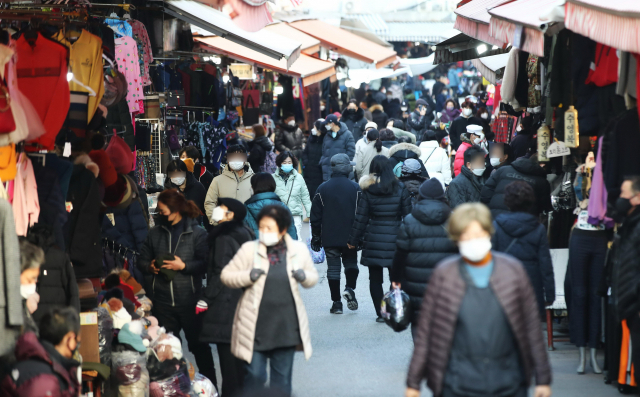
[[416, 99, 428, 107], [323, 114, 339, 126], [419, 178, 445, 200]]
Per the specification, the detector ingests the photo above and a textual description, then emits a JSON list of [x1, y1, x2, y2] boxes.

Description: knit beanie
[[401, 159, 422, 175], [89, 150, 118, 187], [365, 121, 377, 131], [182, 158, 195, 173], [419, 178, 445, 200], [218, 197, 247, 221], [105, 134, 135, 174]]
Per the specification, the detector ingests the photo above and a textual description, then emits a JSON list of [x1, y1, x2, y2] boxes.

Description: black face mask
[[616, 197, 633, 219], [347, 109, 356, 114], [154, 213, 170, 226]]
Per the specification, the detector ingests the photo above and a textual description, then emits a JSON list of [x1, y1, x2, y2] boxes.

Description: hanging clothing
[[13, 154, 40, 236], [526, 54, 541, 110], [129, 20, 153, 86], [53, 29, 105, 125], [105, 18, 133, 38], [114, 37, 143, 114], [0, 199, 23, 357]]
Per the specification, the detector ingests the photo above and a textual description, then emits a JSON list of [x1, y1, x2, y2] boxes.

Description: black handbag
[[167, 90, 186, 107], [259, 91, 273, 114]]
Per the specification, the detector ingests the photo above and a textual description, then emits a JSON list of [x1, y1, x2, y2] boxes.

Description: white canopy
[[398, 54, 437, 76], [471, 53, 509, 84], [348, 67, 412, 86]]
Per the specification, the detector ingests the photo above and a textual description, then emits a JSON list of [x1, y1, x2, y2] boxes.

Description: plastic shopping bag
[[380, 287, 413, 332], [306, 237, 325, 264]]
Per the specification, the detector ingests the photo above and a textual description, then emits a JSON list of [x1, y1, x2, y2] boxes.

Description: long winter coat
[[139, 219, 208, 307], [348, 174, 412, 268], [273, 169, 312, 217], [319, 122, 356, 181], [392, 199, 457, 312], [199, 221, 254, 344], [446, 166, 485, 209], [480, 157, 552, 218], [370, 104, 389, 130], [204, 164, 255, 223], [407, 253, 552, 396], [342, 107, 368, 143], [419, 140, 452, 186], [220, 234, 318, 363], [33, 246, 81, 324], [311, 174, 361, 248], [302, 134, 324, 197], [244, 192, 298, 240], [355, 141, 389, 178], [387, 143, 429, 178], [492, 212, 555, 316], [248, 136, 273, 175], [613, 210, 640, 320], [275, 123, 305, 161]]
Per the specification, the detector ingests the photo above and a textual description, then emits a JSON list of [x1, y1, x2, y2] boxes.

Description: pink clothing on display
[[13, 154, 39, 236], [129, 20, 153, 86], [115, 37, 143, 114]]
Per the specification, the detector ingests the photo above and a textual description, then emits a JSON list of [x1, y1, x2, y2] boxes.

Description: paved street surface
[[184, 224, 620, 396]]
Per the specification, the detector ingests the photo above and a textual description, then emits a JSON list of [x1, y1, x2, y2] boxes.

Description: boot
[[577, 347, 586, 374], [590, 348, 602, 374]]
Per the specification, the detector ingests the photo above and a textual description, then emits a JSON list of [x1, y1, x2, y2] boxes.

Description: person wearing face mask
[[407, 99, 434, 142], [449, 101, 481, 151], [387, 119, 417, 144], [382, 91, 401, 119], [369, 102, 389, 130], [319, 114, 356, 181], [405, 203, 552, 397], [301, 119, 325, 200], [453, 124, 484, 177], [342, 99, 368, 143], [18, 238, 45, 335], [198, 198, 254, 397], [179, 146, 214, 193], [275, 113, 305, 162], [165, 160, 207, 225], [419, 130, 452, 188], [221, 205, 318, 396], [244, 173, 298, 240], [204, 144, 255, 224], [480, 155, 551, 218], [139, 189, 216, 383], [2, 307, 83, 397], [248, 124, 276, 174], [273, 152, 311, 240], [447, 146, 487, 209], [485, 142, 514, 175], [440, 99, 460, 124], [509, 115, 534, 160], [400, 100, 410, 123]]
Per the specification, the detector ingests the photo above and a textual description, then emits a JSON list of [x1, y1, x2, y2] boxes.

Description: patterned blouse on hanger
[[115, 36, 143, 114]]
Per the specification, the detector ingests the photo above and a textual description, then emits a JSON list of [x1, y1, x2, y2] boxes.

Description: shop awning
[[471, 52, 509, 84], [195, 37, 335, 86], [264, 22, 321, 55], [488, 0, 559, 57], [565, 0, 640, 54], [288, 19, 397, 68], [165, 0, 301, 69], [433, 32, 510, 65], [453, 0, 510, 47], [382, 22, 458, 43], [398, 54, 437, 76], [340, 18, 393, 48], [343, 14, 389, 36]]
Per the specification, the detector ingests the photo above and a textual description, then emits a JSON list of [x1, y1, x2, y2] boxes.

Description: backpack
[[260, 148, 277, 173]]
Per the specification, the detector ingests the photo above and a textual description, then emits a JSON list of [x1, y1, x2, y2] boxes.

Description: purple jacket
[[588, 136, 614, 227]]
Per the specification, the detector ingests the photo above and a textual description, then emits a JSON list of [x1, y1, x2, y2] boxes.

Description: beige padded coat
[[220, 234, 318, 363], [204, 164, 254, 223]]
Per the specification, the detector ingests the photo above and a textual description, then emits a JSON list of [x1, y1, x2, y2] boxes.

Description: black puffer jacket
[[311, 173, 361, 248], [193, 164, 214, 193], [480, 157, 552, 217], [407, 111, 433, 143], [370, 105, 389, 130], [165, 172, 208, 224], [493, 212, 555, 317], [613, 210, 640, 321], [446, 165, 485, 208], [388, 143, 429, 178], [33, 247, 80, 324], [391, 199, 457, 312], [139, 219, 208, 307], [348, 174, 412, 268], [199, 221, 254, 344], [320, 122, 356, 181], [248, 135, 274, 174], [399, 175, 427, 207], [302, 134, 324, 197], [275, 123, 305, 161], [342, 107, 368, 143]]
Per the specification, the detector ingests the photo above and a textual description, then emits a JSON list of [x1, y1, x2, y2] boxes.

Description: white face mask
[[325, 124, 332, 131], [401, 107, 408, 112], [458, 237, 492, 262], [473, 137, 482, 145], [287, 120, 296, 126], [211, 206, 227, 223], [481, 113, 488, 119], [171, 176, 185, 186], [229, 161, 245, 171], [320, 105, 326, 111], [259, 231, 281, 247], [472, 167, 486, 176], [20, 283, 37, 299], [516, 125, 522, 132], [311, 128, 318, 136], [490, 157, 502, 167], [462, 108, 472, 117]]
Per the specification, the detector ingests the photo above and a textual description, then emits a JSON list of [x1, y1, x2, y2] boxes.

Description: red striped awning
[[488, 0, 559, 57], [453, 0, 511, 47], [565, 0, 640, 54]]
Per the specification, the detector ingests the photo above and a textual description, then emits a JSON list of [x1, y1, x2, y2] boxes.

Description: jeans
[[216, 343, 244, 397], [293, 215, 303, 241], [153, 304, 217, 386], [325, 247, 359, 301], [369, 266, 390, 317], [245, 347, 296, 396]]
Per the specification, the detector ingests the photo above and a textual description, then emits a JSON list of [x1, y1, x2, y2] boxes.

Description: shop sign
[[229, 64, 253, 80], [537, 124, 551, 162], [547, 141, 571, 158], [564, 105, 579, 148]]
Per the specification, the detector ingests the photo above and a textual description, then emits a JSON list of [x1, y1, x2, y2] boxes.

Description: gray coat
[[446, 166, 485, 209], [0, 199, 23, 356], [320, 122, 356, 181]]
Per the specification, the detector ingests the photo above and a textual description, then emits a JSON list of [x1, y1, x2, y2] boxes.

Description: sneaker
[[330, 301, 343, 314], [376, 316, 385, 323], [342, 287, 358, 311]]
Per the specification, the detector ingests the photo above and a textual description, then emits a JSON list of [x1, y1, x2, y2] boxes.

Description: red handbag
[[242, 82, 260, 109], [0, 79, 16, 134]]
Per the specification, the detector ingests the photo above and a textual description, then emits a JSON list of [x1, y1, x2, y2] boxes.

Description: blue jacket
[[320, 122, 356, 181], [244, 192, 298, 240], [492, 212, 555, 316], [101, 199, 149, 252]]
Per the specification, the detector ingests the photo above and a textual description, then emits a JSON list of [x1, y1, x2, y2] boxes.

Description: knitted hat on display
[[157, 334, 183, 360], [401, 159, 422, 175], [106, 134, 134, 174], [103, 174, 133, 208], [419, 178, 445, 200], [89, 150, 117, 187], [118, 321, 148, 352], [182, 158, 195, 173]]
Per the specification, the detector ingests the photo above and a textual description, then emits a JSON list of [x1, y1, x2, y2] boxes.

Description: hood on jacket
[[15, 332, 52, 364], [331, 153, 353, 176], [389, 142, 422, 159], [253, 135, 273, 151], [245, 191, 281, 207], [460, 132, 472, 145], [359, 173, 379, 190], [329, 122, 349, 138], [495, 212, 540, 238], [510, 157, 546, 177], [411, 199, 451, 226], [74, 154, 99, 178], [369, 104, 384, 113], [341, 107, 365, 122]]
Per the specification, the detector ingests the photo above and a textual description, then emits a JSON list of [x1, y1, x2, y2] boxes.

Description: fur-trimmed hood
[[460, 132, 472, 145], [389, 142, 422, 158], [74, 154, 99, 178], [369, 104, 384, 113], [359, 173, 379, 190]]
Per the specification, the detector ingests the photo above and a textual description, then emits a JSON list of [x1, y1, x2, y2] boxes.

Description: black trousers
[[627, 315, 640, 389], [568, 231, 607, 348], [369, 266, 390, 317], [153, 304, 217, 386], [325, 247, 359, 302], [216, 343, 245, 397]]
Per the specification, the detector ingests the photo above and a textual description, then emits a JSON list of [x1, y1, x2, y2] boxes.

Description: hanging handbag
[[167, 90, 186, 107], [260, 91, 273, 114], [165, 126, 181, 151], [143, 95, 161, 119], [0, 79, 16, 134], [243, 82, 260, 109]]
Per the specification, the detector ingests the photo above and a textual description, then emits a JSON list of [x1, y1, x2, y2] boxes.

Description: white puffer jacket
[[418, 141, 452, 187]]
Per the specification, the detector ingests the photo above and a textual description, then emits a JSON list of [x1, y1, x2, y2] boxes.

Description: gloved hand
[[250, 269, 266, 282], [310, 235, 322, 252], [291, 269, 306, 282], [196, 300, 208, 314]]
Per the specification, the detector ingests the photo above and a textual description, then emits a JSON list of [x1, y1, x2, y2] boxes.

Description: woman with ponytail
[[139, 189, 217, 385], [355, 128, 390, 179]]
